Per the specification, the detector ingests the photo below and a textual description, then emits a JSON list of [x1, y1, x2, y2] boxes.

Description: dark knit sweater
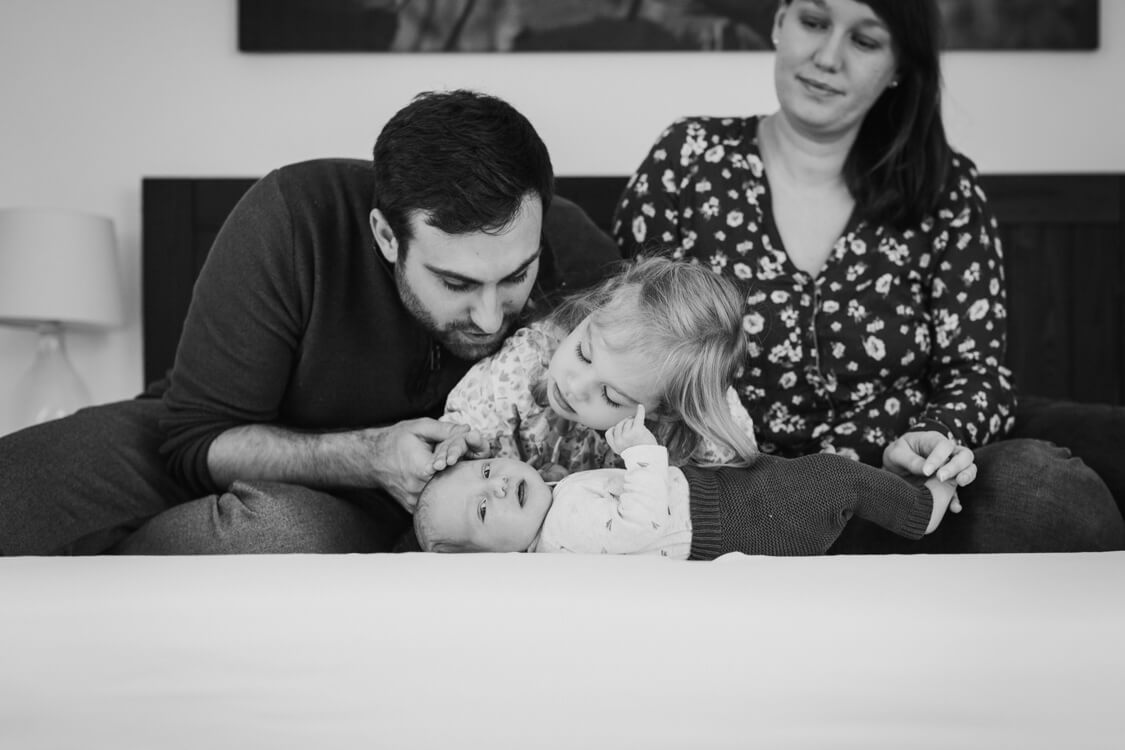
[[157, 158, 596, 494], [683, 453, 934, 560]]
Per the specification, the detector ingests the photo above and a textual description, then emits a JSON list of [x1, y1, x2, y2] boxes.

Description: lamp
[[0, 207, 124, 428]]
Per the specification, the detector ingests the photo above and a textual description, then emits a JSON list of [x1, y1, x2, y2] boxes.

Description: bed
[[4, 552, 1123, 749], [4, 172, 1123, 749]]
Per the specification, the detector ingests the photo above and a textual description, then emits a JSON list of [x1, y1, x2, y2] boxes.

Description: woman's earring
[[889, 80, 899, 88], [771, 35, 779, 48]]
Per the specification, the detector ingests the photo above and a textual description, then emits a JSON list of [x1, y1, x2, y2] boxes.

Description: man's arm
[[207, 419, 471, 512]]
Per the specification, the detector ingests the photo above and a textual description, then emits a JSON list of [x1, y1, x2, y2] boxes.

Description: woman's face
[[772, 0, 899, 139]]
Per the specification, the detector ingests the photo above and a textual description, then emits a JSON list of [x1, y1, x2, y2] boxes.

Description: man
[[0, 89, 618, 555]]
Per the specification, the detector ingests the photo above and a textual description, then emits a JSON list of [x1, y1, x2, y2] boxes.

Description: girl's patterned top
[[612, 116, 1015, 467], [441, 321, 757, 475]]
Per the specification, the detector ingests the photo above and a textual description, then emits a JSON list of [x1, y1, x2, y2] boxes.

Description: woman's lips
[[798, 75, 842, 96]]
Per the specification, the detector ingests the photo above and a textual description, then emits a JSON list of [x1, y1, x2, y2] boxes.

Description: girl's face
[[772, 0, 899, 139], [546, 316, 662, 431]]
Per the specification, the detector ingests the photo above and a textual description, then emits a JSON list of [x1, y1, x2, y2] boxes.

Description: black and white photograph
[[2, 0, 1122, 748], [240, 0, 1099, 52]]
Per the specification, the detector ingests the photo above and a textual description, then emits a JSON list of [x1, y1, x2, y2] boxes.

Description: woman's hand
[[884, 429, 976, 499]]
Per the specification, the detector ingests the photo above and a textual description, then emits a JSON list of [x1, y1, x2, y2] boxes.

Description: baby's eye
[[478, 498, 487, 522], [482, 463, 491, 479]]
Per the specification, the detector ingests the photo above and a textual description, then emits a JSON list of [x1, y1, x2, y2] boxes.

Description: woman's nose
[[813, 34, 843, 72]]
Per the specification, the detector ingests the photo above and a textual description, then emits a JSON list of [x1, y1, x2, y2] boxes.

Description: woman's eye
[[799, 14, 827, 31], [853, 34, 879, 50], [575, 341, 591, 364], [478, 499, 487, 522]]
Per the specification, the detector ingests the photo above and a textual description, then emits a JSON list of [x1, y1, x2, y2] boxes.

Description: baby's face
[[546, 315, 661, 430], [422, 458, 553, 552]]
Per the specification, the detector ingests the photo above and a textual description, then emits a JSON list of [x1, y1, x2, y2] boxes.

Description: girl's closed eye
[[574, 340, 590, 364]]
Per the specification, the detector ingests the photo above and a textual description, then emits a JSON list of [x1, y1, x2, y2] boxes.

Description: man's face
[[419, 458, 553, 553], [372, 193, 543, 361]]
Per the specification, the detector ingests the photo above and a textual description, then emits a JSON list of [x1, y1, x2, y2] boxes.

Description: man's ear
[[370, 208, 399, 264]]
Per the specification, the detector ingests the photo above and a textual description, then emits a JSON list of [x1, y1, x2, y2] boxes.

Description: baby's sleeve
[[537, 446, 673, 554]]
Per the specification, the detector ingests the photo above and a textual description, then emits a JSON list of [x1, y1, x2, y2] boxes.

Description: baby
[[414, 406, 961, 558]]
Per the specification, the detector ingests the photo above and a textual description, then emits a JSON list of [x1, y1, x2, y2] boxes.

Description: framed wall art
[[238, 0, 1099, 53]]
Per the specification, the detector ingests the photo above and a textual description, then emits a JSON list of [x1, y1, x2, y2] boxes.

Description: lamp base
[[9, 323, 92, 428]]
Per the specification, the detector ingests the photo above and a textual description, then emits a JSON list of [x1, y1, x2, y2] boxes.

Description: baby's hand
[[538, 463, 570, 483], [430, 427, 490, 472], [605, 405, 657, 455], [923, 477, 961, 534]]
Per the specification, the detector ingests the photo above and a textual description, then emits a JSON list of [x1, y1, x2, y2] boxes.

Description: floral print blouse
[[612, 116, 1015, 467]]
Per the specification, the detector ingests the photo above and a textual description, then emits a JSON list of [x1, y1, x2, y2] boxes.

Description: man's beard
[[395, 262, 521, 362]]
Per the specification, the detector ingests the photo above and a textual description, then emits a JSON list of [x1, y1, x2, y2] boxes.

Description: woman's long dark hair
[[799, 0, 953, 229]]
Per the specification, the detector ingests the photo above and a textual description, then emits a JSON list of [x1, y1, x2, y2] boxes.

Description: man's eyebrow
[[423, 248, 542, 285]]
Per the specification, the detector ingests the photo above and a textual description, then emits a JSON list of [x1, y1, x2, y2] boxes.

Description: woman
[[612, 0, 1125, 552]]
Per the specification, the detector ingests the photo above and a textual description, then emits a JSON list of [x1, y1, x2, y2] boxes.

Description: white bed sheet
[[3, 552, 1123, 750]]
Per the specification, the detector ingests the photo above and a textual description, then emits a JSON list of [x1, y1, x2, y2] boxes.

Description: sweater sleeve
[[612, 118, 694, 259], [685, 453, 933, 560], [909, 155, 1016, 447], [159, 170, 308, 494]]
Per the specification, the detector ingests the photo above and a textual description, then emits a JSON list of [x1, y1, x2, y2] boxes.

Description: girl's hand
[[605, 405, 658, 455], [430, 426, 490, 472], [883, 430, 976, 500]]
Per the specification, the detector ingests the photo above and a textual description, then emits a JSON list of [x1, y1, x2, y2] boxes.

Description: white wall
[[1, 0, 1123, 432]]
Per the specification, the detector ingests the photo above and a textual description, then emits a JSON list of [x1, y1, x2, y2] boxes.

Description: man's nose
[[470, 287, 503, 334]]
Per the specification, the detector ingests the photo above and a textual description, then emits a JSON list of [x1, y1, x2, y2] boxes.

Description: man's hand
[[605, 405, 657, 455], [369, 419, 484, 512]]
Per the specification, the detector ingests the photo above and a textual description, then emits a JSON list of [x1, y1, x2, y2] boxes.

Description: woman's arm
[[912, 156, 1016, 447], [611, 118, 695, 258]]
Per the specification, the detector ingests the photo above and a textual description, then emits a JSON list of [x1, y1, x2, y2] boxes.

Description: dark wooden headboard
[[142, 174, 1125, 405]]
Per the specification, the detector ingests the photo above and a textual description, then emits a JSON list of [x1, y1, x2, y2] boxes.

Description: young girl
[[436, 254, 758, 480]]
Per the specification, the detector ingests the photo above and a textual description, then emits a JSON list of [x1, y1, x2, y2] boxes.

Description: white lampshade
[[0, 207, 125, 430], [0, 207, 124, 328]]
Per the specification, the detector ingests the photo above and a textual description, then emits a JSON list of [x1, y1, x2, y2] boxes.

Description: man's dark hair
[[372, 89, 554, 250]]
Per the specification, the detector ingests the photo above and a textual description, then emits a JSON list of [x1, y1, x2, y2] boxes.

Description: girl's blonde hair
[[546, 253, 755, 467]]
